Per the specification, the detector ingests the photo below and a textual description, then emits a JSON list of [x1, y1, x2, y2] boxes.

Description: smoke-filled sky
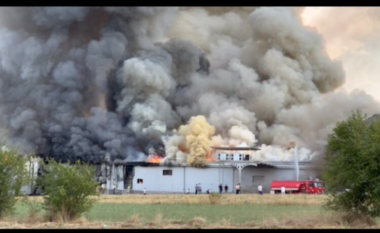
[[0, 7, 378, 164], [302, 7, 380, 102]]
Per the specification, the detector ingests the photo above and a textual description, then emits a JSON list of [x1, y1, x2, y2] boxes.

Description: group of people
[[144, 184, 287, 195], [193, 183, 244, 195], [193, 183, 232, 194], [218, 184, 230, 193], [257, 184, 286, 195]]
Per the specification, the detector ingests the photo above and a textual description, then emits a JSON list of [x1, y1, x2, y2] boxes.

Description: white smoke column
[[295, 145, 299, 181], [161, 133, 187, 164], [255, 144, 315, 162], [227, 125, 257, 146], [211, 124, 257, 147]]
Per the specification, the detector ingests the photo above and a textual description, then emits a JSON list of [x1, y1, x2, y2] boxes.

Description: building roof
[[257, 163, 276, 168], [212, 146, 261, 151], [113, 160, 161, 166]]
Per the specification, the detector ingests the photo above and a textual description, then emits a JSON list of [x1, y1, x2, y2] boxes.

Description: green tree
[[38, 159, 99, 222], [324, 110, 380, 219], [0, 148, 29, 219]]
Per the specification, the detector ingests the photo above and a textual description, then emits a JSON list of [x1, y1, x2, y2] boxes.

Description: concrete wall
[[133, 166, 234, 193]]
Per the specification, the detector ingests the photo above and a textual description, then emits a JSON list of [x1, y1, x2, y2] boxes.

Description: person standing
[[258, 184, 263, 195], [195, 184, 198, 194], [235, 183, 241, 194], [187, 188, 190, 194], [281, 185, 286, 195], [143, 188, 147, 195], [219, 184, 223, 194], [112, 180, 117, 195], [224, 184, 229, 193], [198, 183, 202, 194]]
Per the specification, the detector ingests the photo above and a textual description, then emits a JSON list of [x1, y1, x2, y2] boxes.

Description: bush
[[0, 148, 29, 219], [38, 159, 99, 222], [208, 193, 222, 205], [324, 110, 380, 219], [21, 197, 43, 222]]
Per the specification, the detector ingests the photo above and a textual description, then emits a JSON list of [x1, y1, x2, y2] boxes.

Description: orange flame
[[206, 151, 216, 162], [147, 155, 162, 164], [206, 156, 216, 162]]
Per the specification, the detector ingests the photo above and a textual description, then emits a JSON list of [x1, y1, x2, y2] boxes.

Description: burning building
[[125, 145, 323, 194], [21, 145, 323, 195], [1, 7, 379, 195]]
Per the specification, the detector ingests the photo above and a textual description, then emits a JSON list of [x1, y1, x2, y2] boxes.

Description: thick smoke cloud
[[164, 7, 380, 163], [0, 7, 379, 164], [302, 7, 380, 102], [0, 7, 180, 162]]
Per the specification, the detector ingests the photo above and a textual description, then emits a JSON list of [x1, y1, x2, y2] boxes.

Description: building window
[[137, 179, 143, 184], [244, 155, 250, 161], [163, 170, 173, 176]]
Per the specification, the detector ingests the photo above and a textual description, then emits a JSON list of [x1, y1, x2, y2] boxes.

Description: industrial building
[[129, 161, 322, 194], [21, 146, 323, 195], [22, 114, 380, 195]]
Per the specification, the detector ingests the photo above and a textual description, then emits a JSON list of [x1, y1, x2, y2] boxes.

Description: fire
[[206, 151, 216, 162], [147, 155, 162, 164], [206, 156, 216, 162]]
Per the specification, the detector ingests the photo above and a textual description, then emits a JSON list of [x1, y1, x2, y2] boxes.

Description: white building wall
[[185, 167, 234, 194], [133, 166, 184, 193], [133, 166, 235, 193], [20, 158, 40, 195]]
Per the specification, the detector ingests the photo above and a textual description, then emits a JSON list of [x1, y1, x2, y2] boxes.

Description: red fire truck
[[270, 178, 325, 194]]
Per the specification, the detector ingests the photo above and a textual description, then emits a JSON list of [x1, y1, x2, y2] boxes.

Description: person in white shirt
[[258, 184, 263, 195], [187, 188, 190, 194], [281, 186, 286, 195], [143, 188, 147, 195]]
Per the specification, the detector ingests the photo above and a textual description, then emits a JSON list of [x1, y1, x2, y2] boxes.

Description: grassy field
[[0, 194, 379, 229]]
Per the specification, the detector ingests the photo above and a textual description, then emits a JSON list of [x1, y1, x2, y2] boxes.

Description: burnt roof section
[[257, 163, 276, 168], [212, 146, 261, 151], [113, 160, 161, 167]]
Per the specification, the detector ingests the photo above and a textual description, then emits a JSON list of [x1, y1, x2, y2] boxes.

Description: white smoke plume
[[161, 133, 187, 164], [211, 125, 257, 147]]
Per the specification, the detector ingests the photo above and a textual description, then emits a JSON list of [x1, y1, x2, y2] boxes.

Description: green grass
[[13, 202, 327, 224]]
